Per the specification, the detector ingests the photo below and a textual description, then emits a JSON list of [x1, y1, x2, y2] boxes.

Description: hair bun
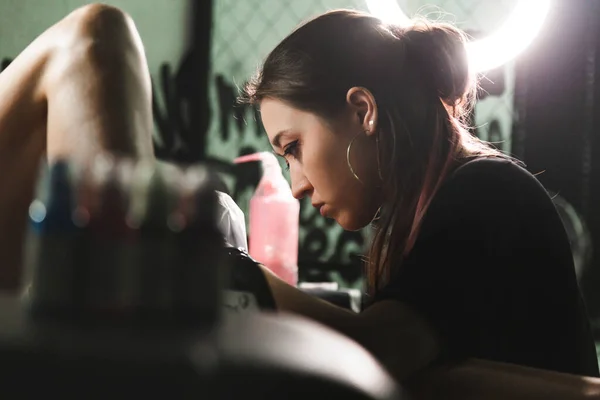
[[401, 22, 474, 108]]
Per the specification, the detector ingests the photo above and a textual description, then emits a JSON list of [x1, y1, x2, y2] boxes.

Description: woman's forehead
[[261, 99, 318, 132]]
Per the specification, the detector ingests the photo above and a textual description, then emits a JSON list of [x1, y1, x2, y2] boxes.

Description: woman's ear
[[346, 86, 378, 137]]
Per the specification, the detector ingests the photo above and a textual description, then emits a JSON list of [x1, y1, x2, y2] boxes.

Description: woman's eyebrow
[[270, 129, 292, 149]]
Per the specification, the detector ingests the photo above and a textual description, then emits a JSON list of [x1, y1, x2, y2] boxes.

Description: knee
[[68, 3, 133, 38], [57, 3, 144, 58], [44, 3, 147, 86]]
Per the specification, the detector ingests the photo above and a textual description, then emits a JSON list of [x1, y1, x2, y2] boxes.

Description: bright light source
[[365, 0, 410, 25], [366, 0, 552, 72], [467, 1, 552, 72]]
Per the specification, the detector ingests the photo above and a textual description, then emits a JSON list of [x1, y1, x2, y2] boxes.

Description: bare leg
[[0, 4, 154, 290]]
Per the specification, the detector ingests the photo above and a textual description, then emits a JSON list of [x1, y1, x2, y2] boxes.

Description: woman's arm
[[267, 264, 600, 399], [261, 265, 440, 381], [408, 359, 600, 400]]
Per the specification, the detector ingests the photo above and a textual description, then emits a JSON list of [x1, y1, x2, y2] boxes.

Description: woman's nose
[[290, 167, 312, 200]]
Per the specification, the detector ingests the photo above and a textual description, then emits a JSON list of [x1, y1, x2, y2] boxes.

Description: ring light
[[365, 0, 552, 72]]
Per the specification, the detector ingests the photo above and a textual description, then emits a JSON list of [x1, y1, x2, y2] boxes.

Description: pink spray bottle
[[234, 152, 300, 286]]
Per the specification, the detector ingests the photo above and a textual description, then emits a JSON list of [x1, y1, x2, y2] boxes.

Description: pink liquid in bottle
[[234, 153, 300, 286]]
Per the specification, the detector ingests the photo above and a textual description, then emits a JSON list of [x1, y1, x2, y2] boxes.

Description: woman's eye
[[282, 141, 300, 170], [283, 141, 299, 158]]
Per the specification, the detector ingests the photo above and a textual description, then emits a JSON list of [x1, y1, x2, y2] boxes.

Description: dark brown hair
[[240, 9, 502, 295]]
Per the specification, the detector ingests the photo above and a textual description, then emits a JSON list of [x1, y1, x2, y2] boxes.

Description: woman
[[239, 9, 600, 381]]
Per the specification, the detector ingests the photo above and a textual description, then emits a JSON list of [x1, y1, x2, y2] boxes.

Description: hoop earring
[[375, 135, 384, 181], [371, 206, 382, 223], [346, 132, 364, 184], [380, 110, 399, 173], [369, 111, 399, 223]]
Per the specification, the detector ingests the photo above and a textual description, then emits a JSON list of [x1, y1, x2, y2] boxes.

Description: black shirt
[[374, 157, 599, 377]]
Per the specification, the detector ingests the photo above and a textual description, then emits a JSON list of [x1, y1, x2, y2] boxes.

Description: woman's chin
[[334, 213, 370, 232]]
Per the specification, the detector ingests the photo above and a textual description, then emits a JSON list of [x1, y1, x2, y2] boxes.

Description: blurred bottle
[[174, 165, 224, 324], [126, 161, 179, 319], [26, 160, 79, 317], [83, 154, 137, 315], [234, 152, 299, 286]]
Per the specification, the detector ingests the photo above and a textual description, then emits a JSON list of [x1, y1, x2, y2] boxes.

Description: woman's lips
[[312, 203, 326, 217]]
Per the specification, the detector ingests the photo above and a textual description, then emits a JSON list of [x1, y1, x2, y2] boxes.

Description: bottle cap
[[234, 152, 291, 197]]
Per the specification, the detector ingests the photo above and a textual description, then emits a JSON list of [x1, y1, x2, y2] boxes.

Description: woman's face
[[260, 97, 382, 231]]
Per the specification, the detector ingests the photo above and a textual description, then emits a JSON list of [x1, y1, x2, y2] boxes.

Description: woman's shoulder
[[414, 155, 561, 249], [424, 155, 553, 229], [451, 156, 532, 184], [441, 155, 545, 201]]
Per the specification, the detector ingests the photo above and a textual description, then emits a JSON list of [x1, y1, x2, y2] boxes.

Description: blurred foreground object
[[4, 156, 402, 399]]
